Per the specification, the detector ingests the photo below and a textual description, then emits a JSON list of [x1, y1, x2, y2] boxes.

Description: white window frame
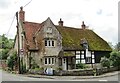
[[76, 55, 80, 58], [45, 40, 55, 47], [44, 57, 55, 65], [81, 59, 85, 63], [81, 54, 84, 59], [76, 60, 80, 64]]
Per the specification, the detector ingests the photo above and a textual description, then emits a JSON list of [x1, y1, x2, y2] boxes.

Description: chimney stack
[[81, 21, 86, 29], [19, 6, 25, 22], [58, 18, 63, 26]]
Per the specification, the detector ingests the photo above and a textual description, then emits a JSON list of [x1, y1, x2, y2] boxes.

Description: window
[[76, 55, 80, 58], [51, 58, 54, 64], [86, 57, 91, 63], [47, 27, 52, 33], [45, 58, 47, 64], [81, 55, 84, 59], [52, 41, 54, 46], [45, 40, 47, 46], [44, 57, 55, 65], [81, 51, 84, 55], [76, 60, 80, 64], [45, 40, 55, 47], [48, 58, 51, 64], [48, 41, 51, 46], [81, 59, 85, 63]]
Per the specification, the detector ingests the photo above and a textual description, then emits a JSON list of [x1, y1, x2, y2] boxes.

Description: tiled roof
[[23, 21, 42, 50]]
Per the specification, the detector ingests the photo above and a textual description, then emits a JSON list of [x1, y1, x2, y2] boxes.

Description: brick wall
[[54, 67, 119, 76]]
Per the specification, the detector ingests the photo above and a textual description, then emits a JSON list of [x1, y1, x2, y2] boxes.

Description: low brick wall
[[54, 66, 119, 76], [54, 69, 94, 76], [27, 66, 119, 76], [28, 69, 44, 75]]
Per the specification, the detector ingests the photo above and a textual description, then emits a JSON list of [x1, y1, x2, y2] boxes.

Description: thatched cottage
[[14, 7, 112, 74]]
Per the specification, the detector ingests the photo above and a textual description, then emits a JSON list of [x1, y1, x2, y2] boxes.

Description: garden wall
[[54, 66, 119, 76]]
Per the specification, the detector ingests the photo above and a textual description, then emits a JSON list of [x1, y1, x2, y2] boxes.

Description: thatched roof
[[56, 26, 112, 51]]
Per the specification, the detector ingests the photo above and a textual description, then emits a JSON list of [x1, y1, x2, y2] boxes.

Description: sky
[[0, 0, 119, 45]]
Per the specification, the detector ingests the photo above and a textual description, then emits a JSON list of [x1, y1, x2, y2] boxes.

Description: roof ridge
[[55, 25, 91, 30], [24, 21, 41, 24]]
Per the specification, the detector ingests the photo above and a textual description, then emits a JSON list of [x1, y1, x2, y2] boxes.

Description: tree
[[7, 50, 17, 70], [0, 34, 14, 60], [114, 42, 120, 51], [0, 49, 9, 60], [108, 42, 114, 50], [110, 51, 120, 67]]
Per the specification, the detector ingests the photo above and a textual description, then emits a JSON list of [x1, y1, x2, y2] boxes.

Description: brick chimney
[[58, 18, 63, 26], [81, 21, 86, 29], [19, 6, 25, 21]]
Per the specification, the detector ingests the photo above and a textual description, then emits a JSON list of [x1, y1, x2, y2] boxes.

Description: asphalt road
[[0, 70, 119, 82], [1, 70, 53, 81]]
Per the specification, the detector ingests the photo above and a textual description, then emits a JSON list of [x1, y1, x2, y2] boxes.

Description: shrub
[[0, 49, 9, 60], [110, 51, 120, 67], [76, 63, 86, 69], [31, 61, 39, 69], [100, 56, 110, 68], [7, 50, 17, 70]]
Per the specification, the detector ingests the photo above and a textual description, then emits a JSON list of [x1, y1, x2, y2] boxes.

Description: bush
[[100, 56, 110, 68], [110, 51, 120, 67], [31, 61, 39, 69], [76, 63, 86, 69], [7, 50, 17, 70], [0, 49, 9, 60]]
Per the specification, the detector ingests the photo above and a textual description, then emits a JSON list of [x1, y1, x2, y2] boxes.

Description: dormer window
[[46, 27, 52, 33]]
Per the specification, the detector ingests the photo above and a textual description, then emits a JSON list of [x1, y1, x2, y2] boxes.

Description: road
[[1, 70, 53, 81], [0, 70, 119, 82]]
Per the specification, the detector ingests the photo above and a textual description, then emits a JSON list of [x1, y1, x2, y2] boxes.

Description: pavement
[[24, 71, 120, 79]]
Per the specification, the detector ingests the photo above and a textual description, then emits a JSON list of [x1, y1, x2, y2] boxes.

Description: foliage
[[7, 50, 17, 71], [31, 58, 39, 69], [76, 63, 86, 69], [20, 64, 27, 73], [0, 34, 14, 60], [0, 34, 14, 49], [34, 67, 44, 71], [110, 51, 120, 67], [57, 67, 62, 71], [114, 42, 120, 51], [0, 49, 9, 60], [100, 56, 110, 68]]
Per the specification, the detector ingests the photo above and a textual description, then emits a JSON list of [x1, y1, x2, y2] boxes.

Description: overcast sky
[[0, 0, 119, 45]]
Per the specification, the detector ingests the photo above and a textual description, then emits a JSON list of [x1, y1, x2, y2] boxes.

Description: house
[[14, 7, 112, 73]]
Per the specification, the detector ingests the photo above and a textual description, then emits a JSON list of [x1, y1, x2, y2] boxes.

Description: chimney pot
[[19, 6, 25, 21], [20, 6, 23, 11], [58, 18, 63, 26], [81, 21, 86, 29]]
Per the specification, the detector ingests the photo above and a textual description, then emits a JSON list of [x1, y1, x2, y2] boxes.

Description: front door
[[62, 58, 67, 70]]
